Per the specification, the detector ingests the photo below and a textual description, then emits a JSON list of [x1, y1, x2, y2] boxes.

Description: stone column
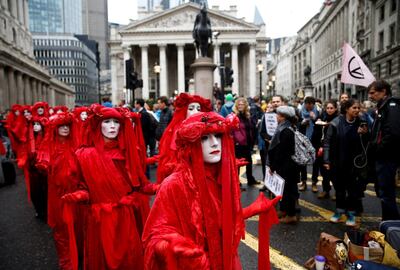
[[10, 0, 17, 18], [32, 80, 37, 102], [140, 45, 149, 99], [17, 0, 24, 26], [37, 81, 42, 101], [177, 43, 185, 93], [158, 43, 168, 97], [24, 0, 29, 28], [8, 70, 17, 105], [24, 76, 31, 104], [213, 43, 220, 85], [0, 66, 7, 110], [49, 87, 56, 107], [248, 43, 256, 97], [1, 0, 8, 10], [110, 54, 119, 106], [42, 84, 47, 103], [231, 43, 239, 95], [16, 72, 24, 104]]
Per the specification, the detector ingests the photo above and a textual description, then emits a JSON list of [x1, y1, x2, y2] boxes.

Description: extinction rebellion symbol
[[348, 56, 364, 79]]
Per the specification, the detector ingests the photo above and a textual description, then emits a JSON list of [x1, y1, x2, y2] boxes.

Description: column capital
[[158, 43, 167, 48], [176, 43, 185, 48], [139, 44, 148, 48], [231, 42, 240, 47], [249, 42, 257, 48]]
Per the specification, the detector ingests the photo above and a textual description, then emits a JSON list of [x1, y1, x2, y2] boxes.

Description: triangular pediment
[[120, 3, 259, 33]]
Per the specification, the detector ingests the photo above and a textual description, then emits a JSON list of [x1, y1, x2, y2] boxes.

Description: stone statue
[[192, 4, 212, 58], [304, 65, 312, 86]]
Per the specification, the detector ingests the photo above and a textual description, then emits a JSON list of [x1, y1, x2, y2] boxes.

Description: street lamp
[[271, 75, 276, 96], [257, 60, 264, 99], [154, 62, 161, 98]]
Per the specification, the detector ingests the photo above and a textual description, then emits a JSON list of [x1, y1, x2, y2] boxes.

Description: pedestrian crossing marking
[[241, 231, 306, 270], [247, 215, 381, 223]]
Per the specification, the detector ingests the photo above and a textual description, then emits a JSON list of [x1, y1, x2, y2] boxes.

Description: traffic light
[[125, 59, 135, 90], [225, 67, 234, 87]]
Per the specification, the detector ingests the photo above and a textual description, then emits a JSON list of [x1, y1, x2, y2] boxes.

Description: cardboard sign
[[264, 166, 285, 197]]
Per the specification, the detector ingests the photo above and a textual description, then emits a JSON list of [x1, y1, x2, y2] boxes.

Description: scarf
[[301, 105, 318, 139]]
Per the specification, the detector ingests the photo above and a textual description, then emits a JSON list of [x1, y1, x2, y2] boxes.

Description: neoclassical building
[[0, 0, 74, 111], [109, 2, 268, 104]]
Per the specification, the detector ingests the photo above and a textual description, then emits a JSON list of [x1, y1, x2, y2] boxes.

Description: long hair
[[233, 97, 250, 118]]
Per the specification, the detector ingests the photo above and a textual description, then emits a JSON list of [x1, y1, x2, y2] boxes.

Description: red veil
[[157, 93, 211, 183], [72, 106, 88, 147], [143, 112, 245, 270], [32, 102, 50, 118], [5, 104, 27, 158]]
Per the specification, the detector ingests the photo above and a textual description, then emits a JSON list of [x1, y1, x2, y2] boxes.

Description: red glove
[[158, 234, 204, 258], [141, 183, 160, 195], [242, 193, 282, 219], [118, 193, 139, 207], [235, 158, 249, 168], [61, 190, 89, 203], [146, 155, 160, 165]]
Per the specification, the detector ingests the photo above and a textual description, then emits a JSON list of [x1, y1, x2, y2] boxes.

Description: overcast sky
[[108, 0, 324, 38]]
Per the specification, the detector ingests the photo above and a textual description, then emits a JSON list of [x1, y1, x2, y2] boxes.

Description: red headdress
[[174, 112, 244, 270], [84, 105, 146, 188], [54, 105, 69, 114], [157, 93, 212, 182], [32, 102, 49, 118], [36, 112, 76, 170], [72, 107, 88, 147], [6, 104, 28, 154], [21, 105, 32, 114]]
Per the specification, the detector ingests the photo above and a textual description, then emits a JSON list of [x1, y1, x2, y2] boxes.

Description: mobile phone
[[359, 122, 368, 128]]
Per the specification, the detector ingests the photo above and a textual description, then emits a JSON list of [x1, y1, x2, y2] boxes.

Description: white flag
[[341, 43, 375, 87]]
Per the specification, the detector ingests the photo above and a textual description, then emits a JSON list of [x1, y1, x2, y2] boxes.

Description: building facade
[[369, 0, 400, 96], [274, 37, 296, 99], [109, 3, 268, 104], [33, 34, 99, 105], [28, 0, 83, 34], [0, 0, 74, 111]]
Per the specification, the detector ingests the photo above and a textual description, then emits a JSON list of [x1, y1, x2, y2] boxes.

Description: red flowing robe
[[142, 165, 242, 270], [75, 141, 144, 270]]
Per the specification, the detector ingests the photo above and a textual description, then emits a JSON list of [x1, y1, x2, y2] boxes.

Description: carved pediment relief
[[121, 4, 258, 33]]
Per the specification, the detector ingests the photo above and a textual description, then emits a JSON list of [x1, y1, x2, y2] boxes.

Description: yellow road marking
[[364, 189, 400, 204], [241, 231, 306, 270]]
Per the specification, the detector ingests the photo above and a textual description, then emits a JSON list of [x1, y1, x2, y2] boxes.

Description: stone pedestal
[[304, 85, 314, 98], [190, 57, 216, 100]]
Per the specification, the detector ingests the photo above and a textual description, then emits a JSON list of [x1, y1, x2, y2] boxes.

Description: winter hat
[[276, 106, 296, 118], [225, 93, 233, 102]]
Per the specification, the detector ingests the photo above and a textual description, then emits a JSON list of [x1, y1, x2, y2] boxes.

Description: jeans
[[375, 160, 400, 220]]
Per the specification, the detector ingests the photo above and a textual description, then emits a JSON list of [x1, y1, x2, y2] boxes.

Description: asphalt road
[[0, 162, 398, 270]]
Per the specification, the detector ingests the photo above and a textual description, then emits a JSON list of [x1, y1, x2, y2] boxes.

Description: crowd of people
[[0, 78, 399, 269]]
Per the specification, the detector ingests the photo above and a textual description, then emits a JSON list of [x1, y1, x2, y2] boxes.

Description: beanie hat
[[225, 93, 233, 102]]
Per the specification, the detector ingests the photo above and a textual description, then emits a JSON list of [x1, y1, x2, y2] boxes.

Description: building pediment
[[120, 3, 259, 34]]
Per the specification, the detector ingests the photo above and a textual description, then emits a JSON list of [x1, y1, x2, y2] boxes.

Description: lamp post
[[271, 75, 276, 96], [153, 62, 161, 98], [257, 60, 264, 99]]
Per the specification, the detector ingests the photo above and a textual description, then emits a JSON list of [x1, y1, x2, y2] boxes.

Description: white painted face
[[49, 108, 54, 115], [37, 107, 44, 115], [33, 122, 42, 133], [187, 102, 201, 118], [201, 133, 222, 164], [14, 110, 20, 116], [58, 125, 70, 137], [24, 110, 32, 120], [101, 118, 120, 139], [80, 111, 88, 121]]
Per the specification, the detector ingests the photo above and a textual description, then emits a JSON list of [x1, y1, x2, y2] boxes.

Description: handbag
[[304, 232, 347, 270]]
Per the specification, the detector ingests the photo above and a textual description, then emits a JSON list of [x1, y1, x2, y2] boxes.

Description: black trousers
[[235, 145, 256, 184], [260, 148, 267, 181], [332, 167, 363, 213], [280, 172, 299, 216]]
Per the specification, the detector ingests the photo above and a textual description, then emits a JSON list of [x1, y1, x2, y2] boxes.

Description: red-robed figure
[[157, 93, 212, 183], [62, 105, 153, 270]]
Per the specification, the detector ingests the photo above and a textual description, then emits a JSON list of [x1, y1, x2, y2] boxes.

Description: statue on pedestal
[[192, 4, 212, 58]]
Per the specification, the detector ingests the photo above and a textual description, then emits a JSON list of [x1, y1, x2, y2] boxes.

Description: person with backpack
[[220, 93, 235, 117], [267, 106, 299, 224], [368, 80, 400, 220], [323, 99, 369, 226]]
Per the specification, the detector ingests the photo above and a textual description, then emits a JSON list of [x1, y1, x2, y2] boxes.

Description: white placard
[[264, 166, 285, 197], [264, 113, 278, 137]]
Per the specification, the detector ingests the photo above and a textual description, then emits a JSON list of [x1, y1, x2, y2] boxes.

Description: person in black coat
[[323, 99, 368, 226], [155, 96, 173, 141], [368, 80, 400, 220], [267, 105, 298, 224], [135, 99, 157, 156]]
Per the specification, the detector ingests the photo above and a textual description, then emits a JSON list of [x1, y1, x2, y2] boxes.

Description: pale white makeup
[[24, 110, 32, 120], [201, 133, 222, 163], [80, 111, 88, 121], [186, 102, 201, 118], [14, 110, 20, 116], [58, 125, 70, 137], [49, 108, 54, 115], [101, 118, 120, 139], [37, 107, 44, 115], [33, 122, 42, 133]]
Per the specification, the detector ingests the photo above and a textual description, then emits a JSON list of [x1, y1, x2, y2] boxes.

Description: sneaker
[[330, 211, 343, 223], [346, 212, 356, 227], [312, 184, 318, 193], [318, 191, 330, 199], [298, 182, 307, 191], [247, 179, 261, 186]]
